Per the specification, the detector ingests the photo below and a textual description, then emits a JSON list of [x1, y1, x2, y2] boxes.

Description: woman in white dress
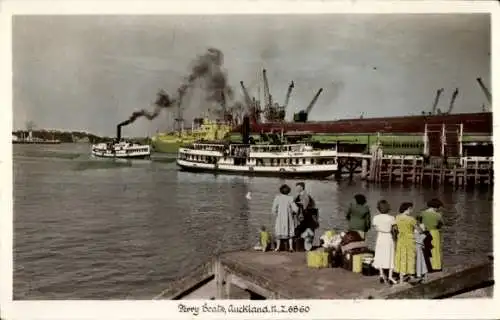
[[272, 184, 299, 252], [372, 200, 397, 284]]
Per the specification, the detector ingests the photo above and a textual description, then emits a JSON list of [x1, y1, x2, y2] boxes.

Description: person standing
[[294, 182, 319, 251], [417, 198, 444, 271], [346, 194, 371, 240], [372, 200, 397, 284], [394, 202, 417, 283], [414, 223, 429, 281], [272, 184, 299, 252]]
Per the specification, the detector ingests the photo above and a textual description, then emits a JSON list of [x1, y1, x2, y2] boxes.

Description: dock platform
[[155, 251, 493, 300]]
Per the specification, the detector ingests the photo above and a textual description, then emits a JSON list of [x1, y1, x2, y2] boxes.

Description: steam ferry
[[177, 142, 338, 178], [91, 125, 151, 159], [91, 141, 151, 159], [176, 116, 337, 178]]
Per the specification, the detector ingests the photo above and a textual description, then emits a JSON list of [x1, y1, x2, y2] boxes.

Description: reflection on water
[[13, 144, 493, 299]]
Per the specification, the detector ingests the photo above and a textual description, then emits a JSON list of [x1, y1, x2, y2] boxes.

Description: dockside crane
[[293, 88, 324, 122], [283, 81, 295, 110], [262, 69, 274, 121], [240, 81, 261, 123], [476, 77, 492, 108], [431, 88, 444, 115], [446, 88, 459, 114]]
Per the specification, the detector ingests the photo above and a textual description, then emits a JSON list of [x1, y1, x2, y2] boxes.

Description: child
[[414, 223, 429, 281], [256, 226, 272, 252], [301, 228, 315, 251]]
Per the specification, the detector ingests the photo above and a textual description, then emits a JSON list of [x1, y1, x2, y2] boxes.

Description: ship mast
[[174, 94, 184, 135], [26, 120, 35, 140]]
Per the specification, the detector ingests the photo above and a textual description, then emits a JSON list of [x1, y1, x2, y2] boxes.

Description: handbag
[[391, 225, 399, 241]]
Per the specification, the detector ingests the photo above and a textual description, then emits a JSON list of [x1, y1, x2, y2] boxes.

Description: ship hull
[[151, 140, 182, 153], [176, 160, 336, 179], [233, 112, 493, 135], [13, 140, 61, 144], [91, 153, 151, 160]]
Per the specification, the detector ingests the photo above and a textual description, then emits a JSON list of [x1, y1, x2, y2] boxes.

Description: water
[[13, 144, 493, 299]]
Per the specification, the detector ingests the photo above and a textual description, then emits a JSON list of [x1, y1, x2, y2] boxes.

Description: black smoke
[[116, 48, 240, 139]]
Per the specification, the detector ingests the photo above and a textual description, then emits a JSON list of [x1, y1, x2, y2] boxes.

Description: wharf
[[155, 251, 493, 300], [334, 152, 493, 187]]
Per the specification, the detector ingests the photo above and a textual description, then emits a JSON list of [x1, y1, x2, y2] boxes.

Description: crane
[[431, 88, 444, 115], [264, 80, 294, 122], [240, 81, 254, 109], [240, 81, 260, 123], [262, 69, 273, 110], [283, 81, 295, 109], [476, 77, 492, 106], [306, 88, 323, 114], [293, 88, 324, 122], [446, 88, 459, 114]]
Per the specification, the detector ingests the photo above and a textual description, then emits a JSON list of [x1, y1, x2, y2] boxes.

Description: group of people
[[269, 183, 445, 284], [271, 182, 319, 252], [346, 195, 444, 284]]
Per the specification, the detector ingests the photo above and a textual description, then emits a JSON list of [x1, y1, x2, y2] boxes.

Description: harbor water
[[13, 144, 493, 299]]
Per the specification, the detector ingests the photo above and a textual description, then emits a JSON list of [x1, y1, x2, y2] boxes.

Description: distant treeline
[[13, 130, 111, 144], [12, 129, 152, 145]]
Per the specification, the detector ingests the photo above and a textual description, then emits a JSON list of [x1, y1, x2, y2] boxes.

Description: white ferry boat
[[177, 142, 338, 178], [91, 141, 151, 159]]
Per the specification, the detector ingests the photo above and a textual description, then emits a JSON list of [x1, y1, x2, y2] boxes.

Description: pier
[[336, 153, 493, 188], [154, 251, 493, 300], [332, 121, 493, 187]]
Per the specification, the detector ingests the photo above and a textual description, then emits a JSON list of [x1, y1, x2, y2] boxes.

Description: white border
[[0, 1, 498, 319]]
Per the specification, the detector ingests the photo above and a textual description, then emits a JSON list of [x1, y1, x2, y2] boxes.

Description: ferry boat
[[91, 141, 151, 159], [177, 142, 338, 178]]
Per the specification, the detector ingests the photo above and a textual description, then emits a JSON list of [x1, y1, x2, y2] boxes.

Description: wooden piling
[[335, 151, 492, 189]]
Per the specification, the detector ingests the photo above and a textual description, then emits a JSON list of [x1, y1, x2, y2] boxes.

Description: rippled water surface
[[13, 144, 493, 299]]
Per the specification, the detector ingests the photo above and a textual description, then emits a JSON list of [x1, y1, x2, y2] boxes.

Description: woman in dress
[[394, 202, 417, 283], [372, 200, 397, 284], [272, 184, 299, 252], [417, 198, 444, 271], [345, 194, 371, 240], [414, 223, 429, 281]]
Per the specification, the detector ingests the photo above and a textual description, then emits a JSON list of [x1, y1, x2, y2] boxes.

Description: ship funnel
[[241, 115, 251, 144], [116, 125, 122, 142]]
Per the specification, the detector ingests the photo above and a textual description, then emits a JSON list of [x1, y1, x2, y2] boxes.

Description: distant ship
[[151, 118, 233, 153], [12, 131, 61, 144], [91, 124, 151, 159]]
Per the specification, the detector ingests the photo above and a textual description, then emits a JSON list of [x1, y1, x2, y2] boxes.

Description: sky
[[12, 14, 491, 137]]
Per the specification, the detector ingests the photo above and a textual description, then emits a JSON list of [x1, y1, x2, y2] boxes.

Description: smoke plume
[[117, 47, 238, 134], [117, 89, 173, 127]]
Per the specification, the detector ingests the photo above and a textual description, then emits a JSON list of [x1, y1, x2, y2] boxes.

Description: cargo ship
[[229, 111, 492, 157], [151, 118, 232, 153]]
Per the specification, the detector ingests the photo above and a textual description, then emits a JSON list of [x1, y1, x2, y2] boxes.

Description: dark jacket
[[346, 202, 371, 232], [294, 193, 319, 236]]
